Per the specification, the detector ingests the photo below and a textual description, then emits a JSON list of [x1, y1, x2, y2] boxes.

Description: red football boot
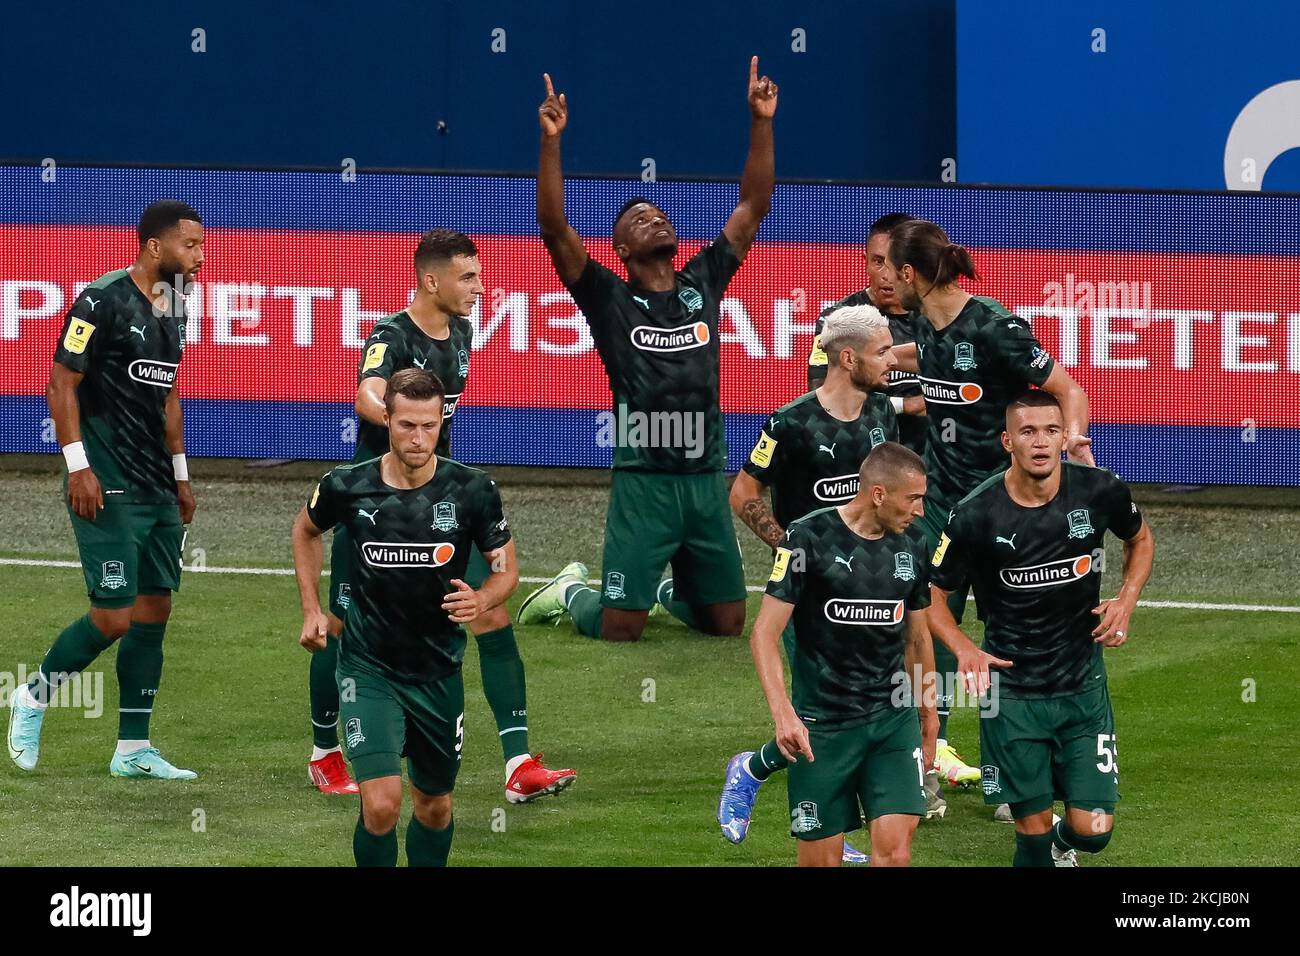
[[309, 750, 360, 795], [505, 753, 577, 804]]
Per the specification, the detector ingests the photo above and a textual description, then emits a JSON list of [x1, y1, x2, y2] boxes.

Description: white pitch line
[[2, 557, 1297, 614]]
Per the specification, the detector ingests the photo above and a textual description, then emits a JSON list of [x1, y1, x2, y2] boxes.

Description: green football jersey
[[915, 296, 1055, 504], [742, 390, 898, 529], [808, 289, 926, 455], [930, 463, 1144, 696], [354, 311, 473, 462], [565, 235, 741, 473], [306, 456, 511, 683], [52, 269, 186, 504], [766, 507, 931, 726]]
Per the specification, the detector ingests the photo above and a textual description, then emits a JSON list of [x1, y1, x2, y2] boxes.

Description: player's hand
[[176, 480, 196, 524], [67, 467, 103, 521], [746, 56, 778, 119], [442, 578, 484, 624], [1092, 597, 1134, 646], [539, 73, 568, 137], [773, 704, 813, 764], [954, 643, 1013, 696], [299, 610, 329, 653], [1065, 434, 1095, 467]]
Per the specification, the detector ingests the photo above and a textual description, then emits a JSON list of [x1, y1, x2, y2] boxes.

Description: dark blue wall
[[0, 0, 955, 181]]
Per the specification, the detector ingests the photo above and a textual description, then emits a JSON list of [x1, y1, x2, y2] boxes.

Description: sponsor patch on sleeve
[[750, 430, 777, 468], [769, 547, 792, 582], [931, 533, 951, 567], [808, 334, 828, 367], [309, 483, 320, 509], [1029, 345, 1052, 370], [362, 342, 388, 372], [62, 320, 96, 355]]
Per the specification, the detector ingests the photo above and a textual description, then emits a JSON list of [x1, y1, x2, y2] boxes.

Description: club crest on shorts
[[678, 286, 703, 313], [338, 583, 352, 609], [953, 341, 978, 371], [605, 571, 626, 601], [432, 501, 458, 532], [345, 718, 365, 749], [981, 764, 1002, 796], [99, 560, 127, 590], [1067, 508, 1095, 539], [870, 427, 886, 447], [893, 551, 915, 581], [790, 800, 821, 834]]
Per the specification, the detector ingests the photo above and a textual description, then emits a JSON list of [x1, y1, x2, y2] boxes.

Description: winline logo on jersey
[[629, 321, 710, 353], [823, 598, 905, 626], [127, 359, 177, 389], [813, 473, 859, 502], [1000, 554, 1094, 589], [360, 541, 455, 568], [918, 377, 983, 405], [595, 403, 705, 458]]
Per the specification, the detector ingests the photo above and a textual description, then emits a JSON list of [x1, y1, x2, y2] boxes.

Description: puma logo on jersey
[[818, 443, 836, 457], [996, 534, 1017, 550], [130, 325, 147, 341], [357, 508, 378, 525], [412, 357, 427, 369], [834, 554, 855, 572], [85, 296, 100, 311], [632, 295, 650, 309]]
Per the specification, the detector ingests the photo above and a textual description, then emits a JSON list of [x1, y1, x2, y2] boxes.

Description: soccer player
[[518, 60, 777, 642], [808, 213, 927, 456], [7, 200, 203, 779], [292, 369, 519, 867], [886, 218, 1093, 805], [928, 391, 1154, 866], [717, 304, 901, 860], [308, 230, 575, 802], [751, 442, 937, 867]]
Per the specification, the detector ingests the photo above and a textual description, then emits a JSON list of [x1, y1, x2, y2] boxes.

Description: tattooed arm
[[730, 469, 784, 550]]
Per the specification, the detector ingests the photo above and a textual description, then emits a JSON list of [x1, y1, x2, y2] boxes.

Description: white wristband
[[173, 453, 189, 481], [889, 396, 905, 414], [62, 441, 90, 473]]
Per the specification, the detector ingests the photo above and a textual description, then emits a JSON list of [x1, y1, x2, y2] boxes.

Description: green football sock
[[309, 635, 340, 749], [474, 625, 529, 760], [657, 578, 704, 630], [1053, 819, 1112, 854], [30, 614, 114, 705], [933, 636, 956, 741], [564, 584, 603, 639], [1013, 831, 1054, 867], [116, 621, 166, 740], [406, 815, 454, 867], [746, 740, 789, 781], [353, 817, 398, 867]]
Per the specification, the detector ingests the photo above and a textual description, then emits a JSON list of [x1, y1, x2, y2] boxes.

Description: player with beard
[[8, 200, 202, 779], [519, 61, 777, 643]]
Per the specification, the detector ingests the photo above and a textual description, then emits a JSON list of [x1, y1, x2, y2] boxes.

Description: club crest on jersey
[[1067, 509, 1095, 539], [870, 427, 886, 447], [1000, 554, 1093, 589], [338, 583, 352, 609], [790, 800, 821, 834], [981, 765, 1002, 796], [457, 348, 469, 377], [630, 321, 710, 353], [605, 571, 626, 601], [432, 501, 458, 532], [127, 359, 178, 389], [99, 560, 127, 590], [678, 286, 703, 313], [893, 552, 916, 581], [361, 542, 456, 568], [823, 598, 905, 626], [345, 718, 365, 748], [813, 473, 858, 502], [952, 341, 978, 371]]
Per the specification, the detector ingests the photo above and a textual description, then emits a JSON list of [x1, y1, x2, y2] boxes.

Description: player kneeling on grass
[[291, 369, 519, 866], [751, 442, 937, 867], [927, 390, 1154, 866]]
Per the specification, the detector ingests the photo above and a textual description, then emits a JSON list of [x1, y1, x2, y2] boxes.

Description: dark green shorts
[[337, 650, 465, 796], [599, 469, 746, 610], [331, 528, 491, 619], [68, 500, 183, 609], [978, 681, 1119, 816], [786, 706, 927, 840]]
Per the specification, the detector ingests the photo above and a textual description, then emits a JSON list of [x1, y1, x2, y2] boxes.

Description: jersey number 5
[[1095, 733, 1118, 773]]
